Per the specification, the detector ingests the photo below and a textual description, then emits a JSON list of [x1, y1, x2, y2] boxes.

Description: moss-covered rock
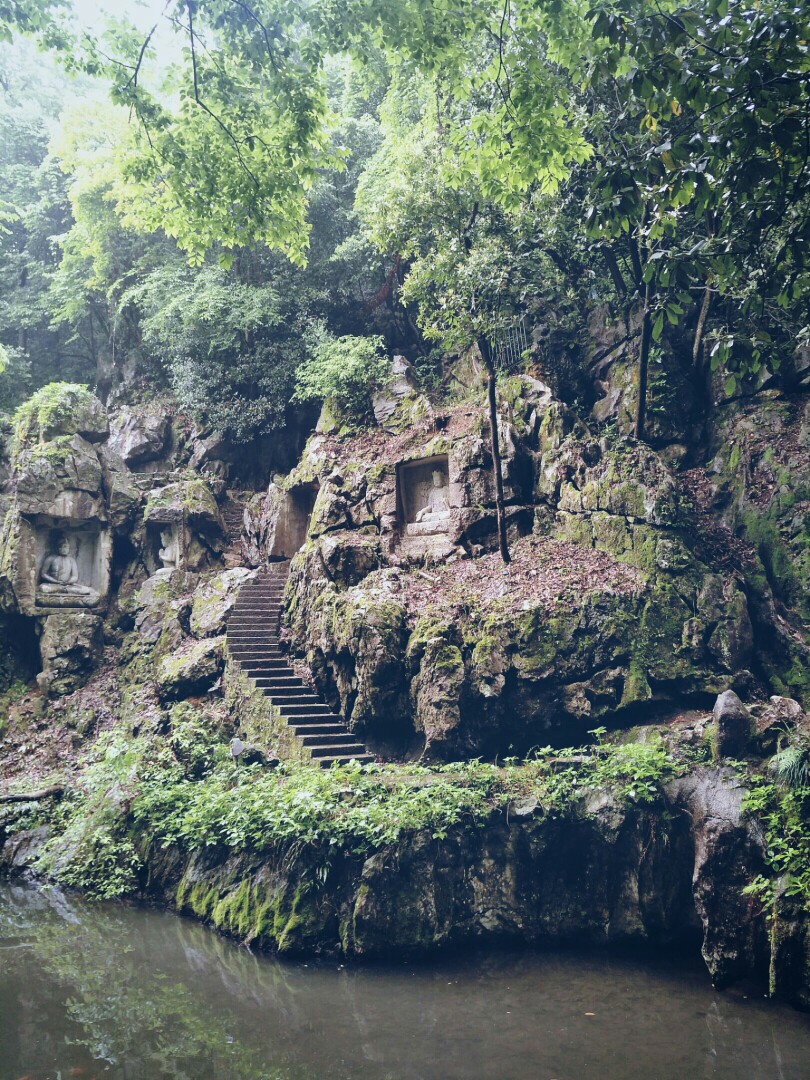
[[12, 383, 108, 449], [157, 635, 226, 701], [190, 567, 255, 638], [38, 611, 104, 696]]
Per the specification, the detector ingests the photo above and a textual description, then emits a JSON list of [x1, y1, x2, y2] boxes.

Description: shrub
[[293, 324, 389, 424]]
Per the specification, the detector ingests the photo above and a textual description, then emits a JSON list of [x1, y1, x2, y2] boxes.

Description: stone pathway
[[226, 564, 374, 767]]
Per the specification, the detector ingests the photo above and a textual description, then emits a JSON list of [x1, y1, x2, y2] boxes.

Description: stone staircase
[[226, 564, 374, 767]]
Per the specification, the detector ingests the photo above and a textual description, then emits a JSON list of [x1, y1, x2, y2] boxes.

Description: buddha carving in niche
[[406, 468, 452, 536], [37, 533, 100, 607], [158, 526, 180, 569], [416, 470, 451, 523]]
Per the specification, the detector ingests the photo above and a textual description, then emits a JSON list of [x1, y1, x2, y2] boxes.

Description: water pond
[[1, 881, 808, 1080]]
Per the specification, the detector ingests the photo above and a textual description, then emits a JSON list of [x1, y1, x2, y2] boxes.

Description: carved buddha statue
[[37, 535, 99, 607], [158, 527, 180, 569], [416, 470, 451, 522], [407, 469, 452, 536]]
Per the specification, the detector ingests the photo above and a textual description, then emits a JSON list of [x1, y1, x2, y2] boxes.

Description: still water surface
[[1, 880, 808, 1080]]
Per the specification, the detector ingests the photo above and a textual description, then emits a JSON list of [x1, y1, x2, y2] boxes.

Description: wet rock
[[670, 768, 767, 988], [157, 636, 226, 701], [190, 567, 255, 638], [109, 408, 169, 465], [712, 690, 752, 759]]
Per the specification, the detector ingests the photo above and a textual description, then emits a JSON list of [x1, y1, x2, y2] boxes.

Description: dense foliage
[[0, 0, 807, 436], [11, 721, 685, 899]]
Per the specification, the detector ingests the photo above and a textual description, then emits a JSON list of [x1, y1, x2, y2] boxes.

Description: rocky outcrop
[[5, 763, 771, 998], [278, 378, 765, 757], [37, 611, 104, 696], [157, 636, 226, 701], [108, 408, 169, 465], [189, 567, 256, 638], [0, 386, 233, 698]]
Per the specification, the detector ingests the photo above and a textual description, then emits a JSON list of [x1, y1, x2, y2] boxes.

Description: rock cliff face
[[0, 373, 808, 1009], [269, 376, 797, 759], [6, 760, 806, 1003]]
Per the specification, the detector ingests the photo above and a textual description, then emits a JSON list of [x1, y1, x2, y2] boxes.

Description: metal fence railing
[[492, 315, 531, 371]]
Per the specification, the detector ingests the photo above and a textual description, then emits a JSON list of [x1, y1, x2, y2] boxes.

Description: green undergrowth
[[742, 737, 810, 918], [17, 721, 687, 900]]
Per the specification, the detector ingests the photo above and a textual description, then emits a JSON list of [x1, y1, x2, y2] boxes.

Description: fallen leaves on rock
[[393, 536, 645, 625]]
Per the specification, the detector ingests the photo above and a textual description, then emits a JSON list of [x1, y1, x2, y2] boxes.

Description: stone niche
[[398, 455, 460, 538], [269, 484, 318, 559], [15, 518, 111, 615]]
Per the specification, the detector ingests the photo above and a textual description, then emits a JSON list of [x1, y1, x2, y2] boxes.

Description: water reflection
[[1, 881, 808, 1080]]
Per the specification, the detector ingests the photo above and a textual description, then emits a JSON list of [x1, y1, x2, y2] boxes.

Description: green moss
[[742, 509, 805, 618], [621, 657, 652, 707], [18, 433, 75, 467], [273, 881, 323, 952], [12, 383, 97, 454]]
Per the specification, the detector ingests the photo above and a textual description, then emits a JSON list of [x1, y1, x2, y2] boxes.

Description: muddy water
[[1, 881, 808, 1080]]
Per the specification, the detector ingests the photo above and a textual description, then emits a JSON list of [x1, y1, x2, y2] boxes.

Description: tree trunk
[[0, 785, 64, 804], [477, 337, 510, 564], [692, 281, 712, 368], [634, 282, 652, 442]]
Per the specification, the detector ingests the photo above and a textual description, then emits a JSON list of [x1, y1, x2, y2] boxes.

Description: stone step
[[299, 731, 358, 747], [269, 695, 324, 707], [227, 566, 371, 767], [251, 676, 306, 690], [292, 723, 350, 737], [250, 668, 304, 679], [313, 747, 373, 764], [230, 652, 285, 663], [289, 715, 350, 729], [228, 617, 280, 625], [228, 609, 282, 616], [263, 682, 319, 699], [231, 601, 284, 610], [275, 701, 335, 717], [232, 657, 285, 667], [228, 641, 282, 649], [227, 620, 280, 630], [230, 645, 282, 653]]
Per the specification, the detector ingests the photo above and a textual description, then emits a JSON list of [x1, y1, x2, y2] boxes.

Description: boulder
[[14, 384, 109, 443], [38, 611, 104, 696], [190, 567, 255, 638], [712, 690, 752, 759], [109, 408, 169, 465], [157, 636, 226, 701], [188, 431, 228, 474], [371, 355, 430, 433], [133, 571, 191, 651], [15, 435, 105, 520], [754, 695, 805, 755], [143, 477, 222, 536], [670, 768, 767, 988]]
